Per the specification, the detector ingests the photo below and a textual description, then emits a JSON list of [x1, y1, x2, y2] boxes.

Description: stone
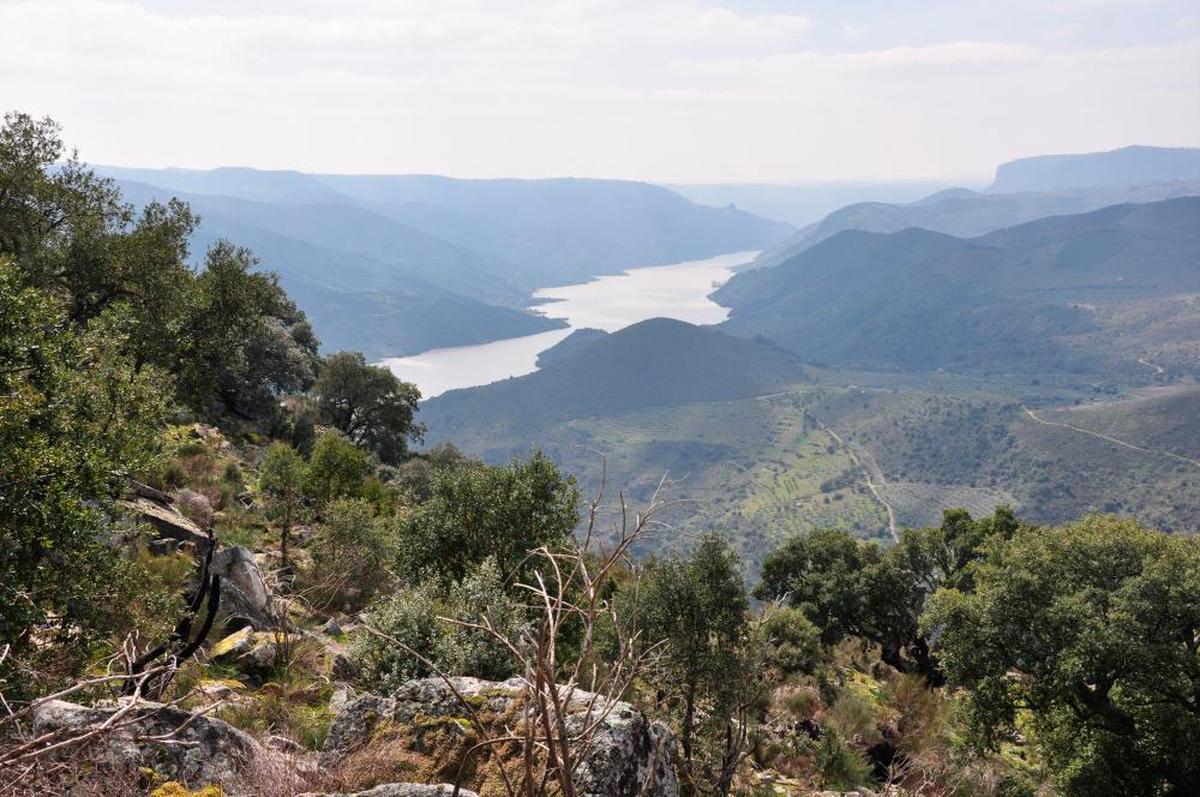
[[172, 488, 214, 528], [212, 546, 271, 613], [32, 699, 272, 794], [210, 627, 255, 661], [321, 677, 677, 797], [120, 497, 208, 547], [298, 785, 478, 797], [322, 618, 343, 636]]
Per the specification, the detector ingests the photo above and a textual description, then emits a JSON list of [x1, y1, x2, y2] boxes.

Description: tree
[[304, 432, 371, 507], [641, 534, 750, 790], [394, 451, 579, 585], [0, 259, 170, 684], [310, 498, 393, 610], [924, 516, 1200, 796], [179, 241, 319, 417], [755, 509, 1018, 685], [0, 112, 319, 421], [259, 442, 306, 571], [314, 351, 423, 465]]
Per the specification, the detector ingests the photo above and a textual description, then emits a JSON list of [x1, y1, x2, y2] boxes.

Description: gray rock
[[33, 698, 269, 794], [322, 618, 343, 636], [120, 497, 207, 547], [298, 785, 477, 797], [212, 545, 271, 613], [321, 678, 677, 797]]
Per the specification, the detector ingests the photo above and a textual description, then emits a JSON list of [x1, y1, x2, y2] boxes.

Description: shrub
[[762, 606, 823, 676]]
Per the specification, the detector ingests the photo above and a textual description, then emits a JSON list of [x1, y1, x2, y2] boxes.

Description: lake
[[380, 250, 757, 398]]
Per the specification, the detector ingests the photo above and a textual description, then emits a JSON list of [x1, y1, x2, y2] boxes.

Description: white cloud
[[0, 0, 1195, 182]]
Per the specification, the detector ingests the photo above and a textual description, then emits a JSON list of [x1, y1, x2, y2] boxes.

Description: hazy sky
[[2, 0, 1198, 182]]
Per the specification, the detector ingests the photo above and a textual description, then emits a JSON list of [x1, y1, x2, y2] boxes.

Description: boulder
[[321, 677, 677, 797], [120, 498, 208, 547], [298, 786, 477, 797], [172, 487, 214, 528], [212, 546, 271, 612], [32, 699, 271, 794]]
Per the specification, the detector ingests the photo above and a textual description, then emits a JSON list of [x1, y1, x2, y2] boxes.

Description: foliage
[[925, 515, 1200, 796], [0, 260, 173, 683], [640, 534, 750, 781], [309, 498, 394, 611], [259, 441, 306, 569], [394, 451, 579, 585], [0, 111, 318, 421], [304, 432, 371, 507], [760, 606, 822, 677], [314, 351, 423, 465], [756, 509, 1019, 684]]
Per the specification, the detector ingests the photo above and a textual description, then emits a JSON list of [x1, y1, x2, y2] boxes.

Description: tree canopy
[[314, 351, 423, 465], [924, 515, 1200, 796]]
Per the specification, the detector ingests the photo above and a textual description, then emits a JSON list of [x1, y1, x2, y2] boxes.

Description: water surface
[[381, 250, 757, 398]]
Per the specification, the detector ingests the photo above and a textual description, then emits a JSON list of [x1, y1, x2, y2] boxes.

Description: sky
[[1, 0, 1198, 182]]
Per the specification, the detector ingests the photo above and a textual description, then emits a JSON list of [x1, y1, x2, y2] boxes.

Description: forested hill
[[421, 317, 807, 437], [716, 197, 1200, 376], [752, 177, 1200, 269]]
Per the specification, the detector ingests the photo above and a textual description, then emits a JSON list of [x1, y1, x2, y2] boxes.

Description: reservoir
[[381, 250, 757, 398]]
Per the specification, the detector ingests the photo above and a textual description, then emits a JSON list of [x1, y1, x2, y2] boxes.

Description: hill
[[104, 168, 791, 357], [716, 198, 1200, 378], [102, 167, 793, 287], [988, 145, 1200, 193], [420, 317, 808, 438], [752, 179, 1200, 269], [115, 180, 559, 358]]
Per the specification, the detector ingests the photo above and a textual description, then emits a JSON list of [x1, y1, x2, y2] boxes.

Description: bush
[[813, 726, 872, 791], [310, 498, 393, 611], [762, 606, 823, 676], [304, 433, 370, 506], [354, 582, 445, 692]]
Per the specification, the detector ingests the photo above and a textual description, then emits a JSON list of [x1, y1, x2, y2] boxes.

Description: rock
[[127, 477, 171, 505], [298, 785, 477, 797], [148, 538, 180, 556], [322, 618, 343, 636], [329, 685, 358, 715], [237, 633, 282, 674], [172, 488, 214, 528], [33, 698, 270, 794], [266, 734, 305, 754], [331, 652, 357, 681], [212, 546, 271, 613], [210, 627, 255, 661], [120, 497, 208, 547], [321, 677, 677, 797]]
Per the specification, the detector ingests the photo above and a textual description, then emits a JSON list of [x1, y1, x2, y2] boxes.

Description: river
[[380, 250, 757, 398]]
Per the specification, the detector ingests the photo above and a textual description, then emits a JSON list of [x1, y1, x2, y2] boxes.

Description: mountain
[[102, 167, 791, 356], [752, 179, 1200, 269], [665, 181, 962, 227], [716, 197, 1200, 376], [103, 167, 793, 286], [420, 317, 807, 440], [988, 146, 1200, 193], [535, 328, 609, 368]]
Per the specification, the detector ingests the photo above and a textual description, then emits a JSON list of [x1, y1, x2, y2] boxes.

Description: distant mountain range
[[987, 145, 1200, 193], [102, 167, 793, 357], [752, 179, 1200, 270], [716, 197, 1200, 376]]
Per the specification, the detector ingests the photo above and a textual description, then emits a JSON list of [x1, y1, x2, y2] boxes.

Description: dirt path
[[820, 423, 899, 542], [1138, 357, 1166, 376], [1021, 405, 1200, 470]]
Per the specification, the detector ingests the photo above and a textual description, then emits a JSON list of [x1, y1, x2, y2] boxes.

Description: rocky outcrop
[[321, 677, 678, 797], [211, 545, 274, 630], [33, 698, 275, 794], [299, 785, 478, 797], [120, 497, 208, 547]]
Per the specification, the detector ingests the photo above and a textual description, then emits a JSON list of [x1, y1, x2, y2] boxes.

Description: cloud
[[0, 0, 1195, 182]]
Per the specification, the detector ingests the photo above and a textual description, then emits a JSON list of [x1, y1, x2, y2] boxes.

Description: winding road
[[1020, 405, 1200, 470]]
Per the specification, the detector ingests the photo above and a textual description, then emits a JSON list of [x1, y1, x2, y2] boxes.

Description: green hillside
[[717, 198, 1200, 379]]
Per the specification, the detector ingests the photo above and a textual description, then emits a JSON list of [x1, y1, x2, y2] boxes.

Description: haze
[[1, 0, 1198, 182]]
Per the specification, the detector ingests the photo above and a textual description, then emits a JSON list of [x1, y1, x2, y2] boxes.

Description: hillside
[[717, 198, 1200, 378], [988, 145, 1200, 193], [752, 178, 1200, 268], [105, 168, 790, 358], [421, 317, 808, 438]]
